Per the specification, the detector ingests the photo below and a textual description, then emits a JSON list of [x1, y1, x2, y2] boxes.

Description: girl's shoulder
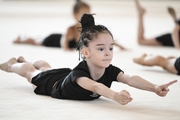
[[106, 64, 124, 74], [67, 24, 78, 30], [73, 61, 89, 72]]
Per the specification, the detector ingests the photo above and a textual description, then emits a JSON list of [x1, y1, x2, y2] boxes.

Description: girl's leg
[[167, 7, 177, 24], [0, 57, 41, 83], [135, 0, 162, 46], [1, 57, 53, 90], [17, 56, 52, 71], [167, 7, 180, 49], [133, 54, 161, 66], [133, 54, 178, 74], [13, 36, 42, 45]]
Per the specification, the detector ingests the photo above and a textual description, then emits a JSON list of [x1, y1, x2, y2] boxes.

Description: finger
[[166, 80, 178, 87], [123, 92, 131, 100], [160, 91, 168, 96], [127, 97, 133, 102], [129, 97, 133, 101], [123, 99, 131, 105], [161, 85, 169, 91], [123, 90, 131, 97]]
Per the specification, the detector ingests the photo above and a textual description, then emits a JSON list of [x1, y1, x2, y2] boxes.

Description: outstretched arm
[[117, 72, 177, 97], [114, 41, 127, 50], [76, 77, 132, 105], [171, 24, 180, 49]]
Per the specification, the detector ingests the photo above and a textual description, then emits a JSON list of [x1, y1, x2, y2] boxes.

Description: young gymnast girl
[[133, 54, 180, 75], [0, 14, 177, 105], [13, 0, 90, 51], [135, 0, 180, 49]]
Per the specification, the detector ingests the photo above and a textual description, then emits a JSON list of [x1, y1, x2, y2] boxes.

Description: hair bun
[[80, 14, 95, 32]]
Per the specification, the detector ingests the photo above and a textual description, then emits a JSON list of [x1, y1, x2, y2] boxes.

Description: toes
[[17, 56, 26, 62], [0, 58, 17, 72]]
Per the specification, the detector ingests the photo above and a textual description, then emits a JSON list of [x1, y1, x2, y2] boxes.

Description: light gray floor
[[0, 0, 180, 120]]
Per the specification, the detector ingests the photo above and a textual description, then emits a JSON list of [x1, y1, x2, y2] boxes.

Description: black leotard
[[42, 34, 76, 48], [31, 61, 123, 100], [156, 19, 180, 46], [174, 57, 180, 75]]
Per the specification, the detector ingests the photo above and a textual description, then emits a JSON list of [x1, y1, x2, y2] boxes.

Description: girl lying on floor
[[0, 14, 177, 105]]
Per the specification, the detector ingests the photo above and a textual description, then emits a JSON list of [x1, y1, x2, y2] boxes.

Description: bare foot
[[13, 36, 21, 43], [135, 0, 146, 15], [167, 7, 177, 23], [167, 56, 175, 59], [133, 53, 147, 65], [0, 58, 17, 72], [17, 56, 26, 63]]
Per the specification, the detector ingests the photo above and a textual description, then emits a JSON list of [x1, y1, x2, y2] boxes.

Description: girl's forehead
[[91, 33, 113, 44]]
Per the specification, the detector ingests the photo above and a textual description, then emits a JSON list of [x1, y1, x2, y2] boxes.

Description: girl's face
[[84, 33, 114, 68], [74, 7, 90, 22]]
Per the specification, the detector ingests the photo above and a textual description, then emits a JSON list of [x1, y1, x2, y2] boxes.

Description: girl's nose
[[105, 50, 110, 56]]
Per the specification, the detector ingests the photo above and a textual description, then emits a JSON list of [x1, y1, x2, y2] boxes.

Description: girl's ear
[[82, 47, 89, 58]]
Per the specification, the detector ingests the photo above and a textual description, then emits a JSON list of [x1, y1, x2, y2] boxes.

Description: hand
[[155, 80, 177, 97], [114, 90, 133, 105]]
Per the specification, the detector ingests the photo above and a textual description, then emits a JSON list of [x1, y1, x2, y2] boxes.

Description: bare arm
[[62, 27, 74, 51], [114, 41, 127, 50], [117, 73, 156, 92], [171, 24, 180, 49], [76, 77, 132, 105], [117, 72, 177, 96]]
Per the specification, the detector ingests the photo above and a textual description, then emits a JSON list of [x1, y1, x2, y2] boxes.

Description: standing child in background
[[135, 0, 180, 49], [0, 14, 177, 105]]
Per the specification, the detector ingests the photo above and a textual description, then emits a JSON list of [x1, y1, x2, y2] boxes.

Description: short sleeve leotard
[[42, 34, 76, 49], [156, 19, 180, 46], [31, 61, 123, 100]]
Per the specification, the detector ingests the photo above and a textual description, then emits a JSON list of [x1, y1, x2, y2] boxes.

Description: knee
[[23, 64, 37, 77], [33, 60, 51, 71], [137, 40, 145, 45], [138, 41, 142, 45], [33, 60, 49, 66], [156, 55, 164, 61]]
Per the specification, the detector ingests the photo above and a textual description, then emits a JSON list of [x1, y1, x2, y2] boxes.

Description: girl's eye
[[98, 48, 104, 51], [110, 48, 113, 51]]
